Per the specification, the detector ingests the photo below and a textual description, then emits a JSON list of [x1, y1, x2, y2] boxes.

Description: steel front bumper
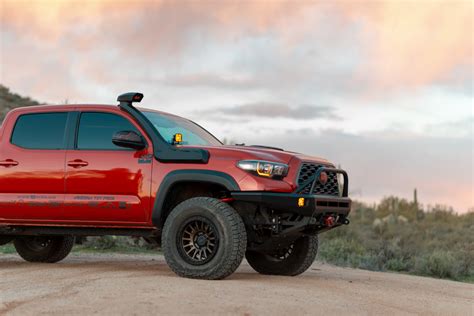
[[231, 192, 351, 218]]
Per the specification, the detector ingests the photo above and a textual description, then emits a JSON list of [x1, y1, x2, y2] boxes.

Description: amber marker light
[[173, 133, 183, 144]]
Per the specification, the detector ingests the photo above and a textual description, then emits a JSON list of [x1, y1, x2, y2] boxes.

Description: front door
[[64, 110, 153, 226]]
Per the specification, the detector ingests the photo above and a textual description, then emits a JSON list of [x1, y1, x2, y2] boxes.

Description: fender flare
[[151, 170, 240, 227]]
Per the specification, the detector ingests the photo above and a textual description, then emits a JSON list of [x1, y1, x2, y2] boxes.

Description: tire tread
[[14, 236, 75, 263], [162, 197, 247, 280], [246, 235, 318, 276]]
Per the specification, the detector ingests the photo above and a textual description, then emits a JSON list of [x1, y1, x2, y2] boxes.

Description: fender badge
[[138, 154, 153, 164]]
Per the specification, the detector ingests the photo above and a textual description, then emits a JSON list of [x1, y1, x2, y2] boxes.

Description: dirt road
[[0, 253, 472, 315]]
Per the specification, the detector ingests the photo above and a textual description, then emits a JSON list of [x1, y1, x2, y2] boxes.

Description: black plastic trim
[[151, 170, 240, 227], [65, 111, 80, 150]]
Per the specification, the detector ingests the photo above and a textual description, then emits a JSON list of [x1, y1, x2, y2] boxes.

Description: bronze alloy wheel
[[177, 216, 219, 265]]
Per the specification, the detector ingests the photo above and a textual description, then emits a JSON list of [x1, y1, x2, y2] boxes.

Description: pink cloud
[[2, 1, 471, 92]]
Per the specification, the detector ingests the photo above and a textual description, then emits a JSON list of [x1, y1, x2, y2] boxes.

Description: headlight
[[237, 160, 289, 178]]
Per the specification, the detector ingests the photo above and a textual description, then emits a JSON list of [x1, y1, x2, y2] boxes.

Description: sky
[[0, 0, 473, 212]]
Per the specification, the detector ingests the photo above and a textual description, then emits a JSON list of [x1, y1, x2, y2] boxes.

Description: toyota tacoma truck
[[0, 92, 351, 280]]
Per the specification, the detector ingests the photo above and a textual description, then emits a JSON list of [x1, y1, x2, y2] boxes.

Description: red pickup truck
[[0, 92, 351, 279]]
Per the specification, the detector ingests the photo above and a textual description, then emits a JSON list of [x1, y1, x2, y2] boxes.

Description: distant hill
[[0, 85, 40, 122]]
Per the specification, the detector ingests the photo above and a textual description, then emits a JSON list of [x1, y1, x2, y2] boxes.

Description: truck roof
[[6, 104, 179, 117]]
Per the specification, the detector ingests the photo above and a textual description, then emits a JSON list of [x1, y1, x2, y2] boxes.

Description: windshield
[[142, 111, 222, 146]]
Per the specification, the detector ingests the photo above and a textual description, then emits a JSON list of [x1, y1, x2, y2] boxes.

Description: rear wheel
[[246, 235, 318, 276], [14, 236, 75, 263], [162, 197, 247, 280]]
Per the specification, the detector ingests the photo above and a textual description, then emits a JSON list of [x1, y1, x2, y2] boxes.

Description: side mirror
[[112, 131, 146, 150]]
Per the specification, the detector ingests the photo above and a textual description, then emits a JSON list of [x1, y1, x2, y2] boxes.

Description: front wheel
[[246, 235, 318, 276], [14, 236, 75, 263], [162, 197, 247, 280]]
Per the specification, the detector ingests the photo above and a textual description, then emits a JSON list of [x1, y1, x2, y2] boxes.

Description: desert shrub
[[358, 254, 383, 271], [454, 249, 474, 277], [84, 236, 119, 250], [80, 236, 159, 252], [0, 244, 16, 254], [317, 197, 473, 282], [318, 237, 366, 267], [414, 250, 458, 279], [385, 258, 410, 271]]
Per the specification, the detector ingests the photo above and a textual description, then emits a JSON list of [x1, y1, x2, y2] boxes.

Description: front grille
[[297, 163, 340, 196]]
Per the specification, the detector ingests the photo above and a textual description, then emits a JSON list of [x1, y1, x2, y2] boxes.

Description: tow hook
[[323, 215, 336, 227]]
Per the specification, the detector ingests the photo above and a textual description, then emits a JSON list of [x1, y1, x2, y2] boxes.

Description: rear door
[[0, 111, 69, 222], [63, 110, 153, 226]]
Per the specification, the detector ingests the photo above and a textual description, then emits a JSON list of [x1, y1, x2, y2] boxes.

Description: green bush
[[454, 249, 474, 277], [79, 236, 159, 252], [414, 251, 458, 279], [318, 237, 366, 267], [83, 236, 119, 250], [317, 197, 474, 282], [358, 254, 383, 271], [385, 258, 410, 272]]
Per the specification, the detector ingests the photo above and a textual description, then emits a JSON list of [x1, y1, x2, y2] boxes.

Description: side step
[[0, 226, 159, 238]]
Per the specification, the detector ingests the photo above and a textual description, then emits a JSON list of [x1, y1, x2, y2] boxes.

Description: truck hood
[[182, 145, 331, 165]]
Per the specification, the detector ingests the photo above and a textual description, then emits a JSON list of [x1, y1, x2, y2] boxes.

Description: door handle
[[67, 160, 89, 168], [0, 159, 19, 167]]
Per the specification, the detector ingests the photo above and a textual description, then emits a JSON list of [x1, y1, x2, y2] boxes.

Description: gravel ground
[[0, 253, 473, 315]]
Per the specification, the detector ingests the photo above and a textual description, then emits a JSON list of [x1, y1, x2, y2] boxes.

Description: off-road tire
[[13, 236, 75, 263], [162, 197, 247, 280], [246, 235, 318, 276]]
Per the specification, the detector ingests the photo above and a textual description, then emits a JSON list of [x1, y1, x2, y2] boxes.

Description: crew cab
[[0, 92, 351, 279]]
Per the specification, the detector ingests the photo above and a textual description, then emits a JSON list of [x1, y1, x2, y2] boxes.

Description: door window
[[77, 112, 140, 150], [11, 112, 68, 149]]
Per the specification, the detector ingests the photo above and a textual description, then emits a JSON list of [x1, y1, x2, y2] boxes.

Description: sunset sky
[[0, 0, 472, 212]]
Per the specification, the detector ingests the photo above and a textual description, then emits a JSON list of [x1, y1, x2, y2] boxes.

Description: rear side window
[[11, 113, 68, 149], [77, 112, 139, 150]]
